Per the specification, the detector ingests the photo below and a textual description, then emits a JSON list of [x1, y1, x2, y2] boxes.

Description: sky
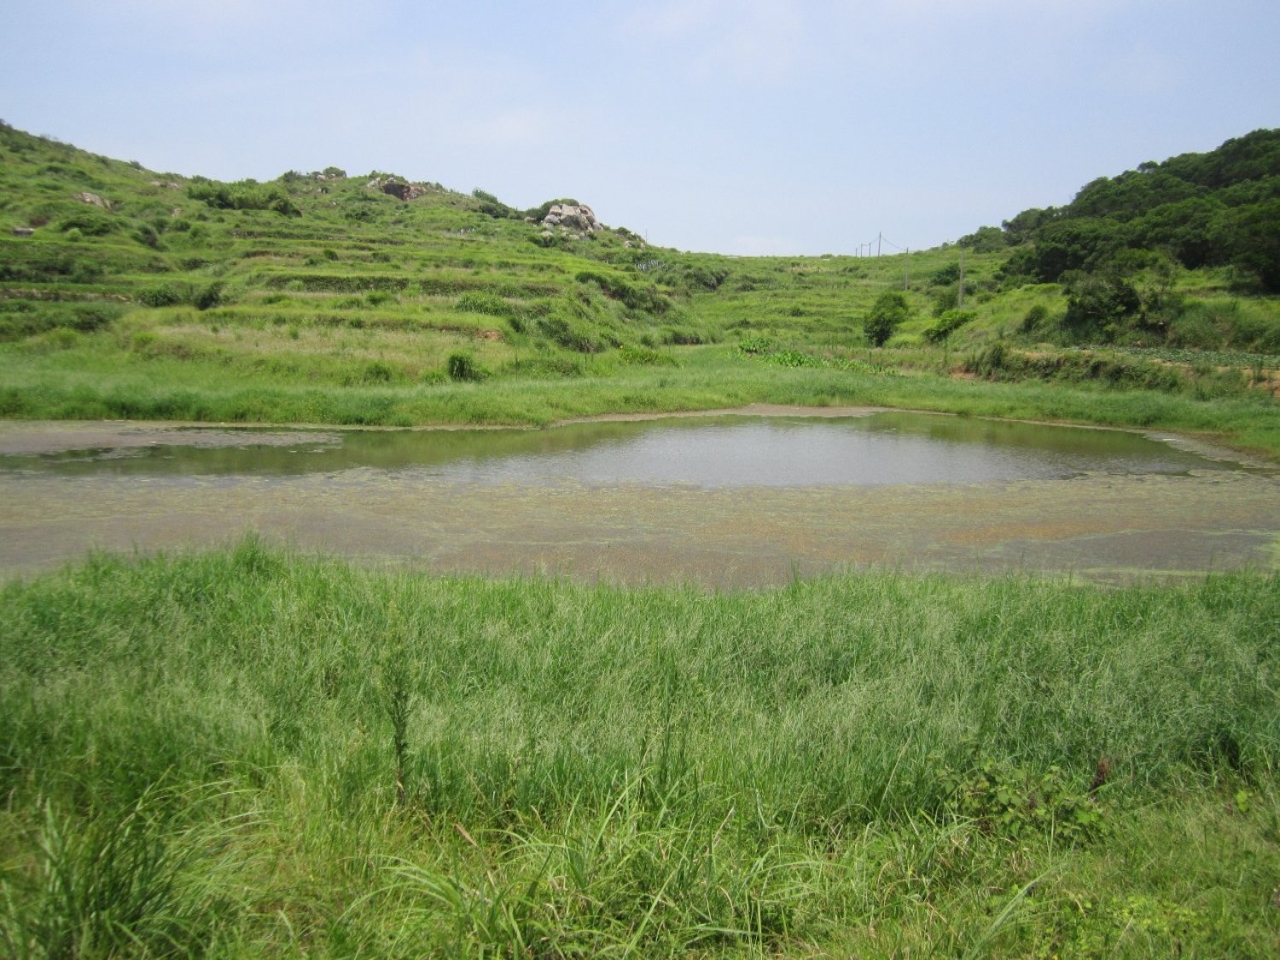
[[2, 1, 1278, 256]]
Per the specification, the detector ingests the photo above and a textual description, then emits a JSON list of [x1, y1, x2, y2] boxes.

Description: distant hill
[[0, 118, 1276, 403], [959, 129, 1280, 293]]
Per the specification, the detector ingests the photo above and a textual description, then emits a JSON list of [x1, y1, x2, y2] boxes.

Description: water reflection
[[0, 413, 1233, 486]]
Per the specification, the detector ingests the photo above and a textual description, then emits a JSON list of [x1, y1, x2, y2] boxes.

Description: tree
[[864, 291, 910, 347], [1224, 199, 1280, 292]]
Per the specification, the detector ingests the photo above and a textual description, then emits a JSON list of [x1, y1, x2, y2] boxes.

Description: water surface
[[1, 411, 1276, 586]]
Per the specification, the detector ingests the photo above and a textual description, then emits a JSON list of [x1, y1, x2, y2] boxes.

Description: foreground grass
[[2, 540, 1278, 956]]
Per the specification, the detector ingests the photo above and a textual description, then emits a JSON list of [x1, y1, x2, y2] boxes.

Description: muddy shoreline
[[2, 410, 1278, 586]]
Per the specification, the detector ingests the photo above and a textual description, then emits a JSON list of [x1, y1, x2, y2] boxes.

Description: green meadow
[[2, 122, 1280, 956], [2, 541, 1278, 957]]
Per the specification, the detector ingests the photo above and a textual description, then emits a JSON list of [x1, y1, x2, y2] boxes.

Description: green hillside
[[1, 120, 1278, 451], [3, 122, 1280, 958]]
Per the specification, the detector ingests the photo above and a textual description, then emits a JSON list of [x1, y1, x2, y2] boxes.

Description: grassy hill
[[3, 124, 1280, 957], [1, 120, 1278, 451]]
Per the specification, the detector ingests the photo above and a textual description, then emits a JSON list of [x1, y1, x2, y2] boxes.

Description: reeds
[[2, 540, 1277, 955]]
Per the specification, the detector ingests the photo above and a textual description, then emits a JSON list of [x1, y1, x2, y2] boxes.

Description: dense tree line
[[963, 130, 1280, 294]]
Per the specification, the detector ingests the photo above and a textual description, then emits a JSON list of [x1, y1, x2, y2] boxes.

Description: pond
[[1, 408, 1277, 586]]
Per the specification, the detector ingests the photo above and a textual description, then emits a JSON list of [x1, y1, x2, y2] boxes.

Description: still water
[[2, 412, 1234, 485], [1, 411, 1277, 585]]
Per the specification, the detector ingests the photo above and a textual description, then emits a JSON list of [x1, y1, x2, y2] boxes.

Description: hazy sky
[[2, 1, 1277, 255]]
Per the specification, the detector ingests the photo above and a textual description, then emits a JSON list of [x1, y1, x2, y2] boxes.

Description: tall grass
[[2, 540, 1278, 955]]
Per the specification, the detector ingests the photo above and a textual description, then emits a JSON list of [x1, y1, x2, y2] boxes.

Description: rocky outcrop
[[541, 203, 602, 233], [366, 176, 423, 201], [75, 192, 110, 209]]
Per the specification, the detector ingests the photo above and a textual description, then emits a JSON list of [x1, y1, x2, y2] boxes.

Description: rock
[[75, 192, 110, 209], [381, 179, 422, 202], [365, 176, 422, 201], [540, 203, 602, 233]]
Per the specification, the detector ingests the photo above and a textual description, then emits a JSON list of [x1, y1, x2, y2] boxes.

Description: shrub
[[538, 316, 600, 353], [193, 282, 223, 311], [58, 211, 116, 236], [1020, 304, 1051, 334], [661, 327, 704, 346], [738, 335, 774, 355], [617, 345, 678, 367], [923, 309, 976, 344], [138, 284, 187, 308], [447, 351, 480, 381], [455, 293, 515, 318], [361, 360, 395, 384], [863, 290, 910, 347], [929, 263, 961, 286]]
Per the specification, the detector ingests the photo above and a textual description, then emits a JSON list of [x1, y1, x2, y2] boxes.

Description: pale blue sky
[[2, 1, 1277, 255]]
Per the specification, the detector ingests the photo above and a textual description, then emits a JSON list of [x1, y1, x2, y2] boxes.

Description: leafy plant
[[863, 290, 910, 347], [447, 351, 480, 381], [938, 755, 1110, 845], [924, 309, 976, 344]]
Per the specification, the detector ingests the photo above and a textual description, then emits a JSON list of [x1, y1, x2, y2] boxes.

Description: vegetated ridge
[[0, 119, 1277, 446]]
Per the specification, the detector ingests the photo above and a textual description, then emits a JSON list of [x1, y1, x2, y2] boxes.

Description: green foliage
[[454, 292, 515, 318], [929, 262, 961, 286], [737, 334, 774, 355], [471, 188, 518, 219], [616, 344, 678, 366], [187, 179, 301, 216], [1002, 128, 1280, 291], [58, 210, 116, 236], [938, 755, 1110, 844], [1061, 268, 1141, 339], [963, 343, 1193, 392], [863, 290, 910, 347], [924, 309, 976, 343], [1221, 198, 1280, 292], [957, 225, 1007, 252], [575, 269, 669, 315], [538, 315, 605, 353], [1020, 303, 1051, 334], [192, 282, 223, 311], [446, 351, 480, 381], [0, 546, 1278, 955]]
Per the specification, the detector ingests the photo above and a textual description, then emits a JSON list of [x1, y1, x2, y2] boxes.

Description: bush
[[138, 284, 187, 308], [1020, 304, 1051, 334], [455, 293, 515, 318], [864, 291, 910, 347], [738, 335, 774, 355], [929, 263, 961, 286], [193, 282, 223, 311], [923, 309, 976, 344], [187, 180, 301, 217], [538, 316, 601, 353], [361, 360, 395, 384], [447, 351, 480, 381], [58, 211, 116, 236], [617, 344, 678, 367]]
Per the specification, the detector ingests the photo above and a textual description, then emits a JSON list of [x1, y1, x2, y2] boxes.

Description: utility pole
[[877, 232, 882, 257], [957, 248, 966, 309]]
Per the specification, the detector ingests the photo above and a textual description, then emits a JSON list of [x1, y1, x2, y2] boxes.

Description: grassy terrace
[[2, 122, 1279, 454]]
